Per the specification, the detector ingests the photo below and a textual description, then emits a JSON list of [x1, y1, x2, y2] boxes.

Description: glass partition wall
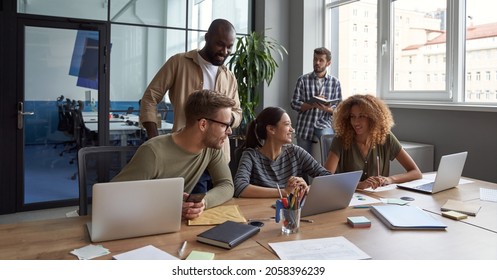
[[16, 0, 251, 209]]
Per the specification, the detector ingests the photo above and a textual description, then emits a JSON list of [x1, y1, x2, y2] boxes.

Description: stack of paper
[[70, 244, 110, 260], [441, 199, 481, 216]]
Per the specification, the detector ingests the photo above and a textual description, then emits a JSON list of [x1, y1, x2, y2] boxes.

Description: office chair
[[77, 145, 139, 215], [320, 134, 334, 165], [49, 96, 77, 156]]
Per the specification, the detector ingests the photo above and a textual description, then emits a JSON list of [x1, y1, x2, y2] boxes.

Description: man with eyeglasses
[[112, 90, 235, 220]]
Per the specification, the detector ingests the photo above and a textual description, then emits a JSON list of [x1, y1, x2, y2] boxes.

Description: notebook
[[196, 220, 260, 249], [371, 205, 447, 230], [87, 178, 184, 242], [397, 151, 467, 194], [301, 170, 362, 217]]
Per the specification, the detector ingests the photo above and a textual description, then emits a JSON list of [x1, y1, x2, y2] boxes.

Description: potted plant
[[228, 31, 287, 136]]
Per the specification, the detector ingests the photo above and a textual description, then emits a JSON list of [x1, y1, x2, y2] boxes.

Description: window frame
[[377, 0, 467, 103]]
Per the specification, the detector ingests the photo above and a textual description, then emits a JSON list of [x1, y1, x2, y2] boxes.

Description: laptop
[[301, 170, 362, 217], [87, 177, 184, 242], [397, 151, 468, 194]]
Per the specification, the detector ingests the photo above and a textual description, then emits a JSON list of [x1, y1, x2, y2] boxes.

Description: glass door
[[18, 19, 107, 210]]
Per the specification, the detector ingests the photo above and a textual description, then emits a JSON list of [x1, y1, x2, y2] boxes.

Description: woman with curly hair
[[324, 94, 421, 190]]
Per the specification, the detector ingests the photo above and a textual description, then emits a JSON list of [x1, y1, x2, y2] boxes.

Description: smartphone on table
[[185, 193, 206, 203]]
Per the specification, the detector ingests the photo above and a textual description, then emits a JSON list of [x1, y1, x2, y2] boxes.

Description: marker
[[299, 219, 314, 223], [353, 205, 370, 208]]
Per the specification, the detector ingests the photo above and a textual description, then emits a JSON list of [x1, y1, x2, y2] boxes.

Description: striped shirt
[[234, 144, 332, 197], [291, 71, 342, 141]]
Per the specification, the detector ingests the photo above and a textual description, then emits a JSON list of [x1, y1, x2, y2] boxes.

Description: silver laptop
[[87, 177, 184, 242], [397, 151, 468, 194], [301, 170, 362, 217]]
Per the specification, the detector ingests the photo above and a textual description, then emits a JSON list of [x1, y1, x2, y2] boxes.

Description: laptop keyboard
[[413, 182, 434, 191]]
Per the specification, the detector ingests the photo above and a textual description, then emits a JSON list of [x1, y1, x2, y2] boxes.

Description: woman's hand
[[285, 176, 309, 194], [357, 176, 392, 190]]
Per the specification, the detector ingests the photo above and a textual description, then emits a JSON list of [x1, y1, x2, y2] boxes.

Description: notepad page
[[480, 188, 497, 202]]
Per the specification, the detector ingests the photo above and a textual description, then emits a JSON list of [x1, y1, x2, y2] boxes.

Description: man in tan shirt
[[139, 19, 242, 164]]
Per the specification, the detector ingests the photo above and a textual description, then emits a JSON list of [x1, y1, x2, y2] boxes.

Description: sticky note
[[442, 210, 467, 220], [185, 250, 215, 260], [347, 216, 371, 228]]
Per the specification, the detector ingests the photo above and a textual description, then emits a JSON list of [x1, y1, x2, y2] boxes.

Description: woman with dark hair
[[324, 94, 422, 190], [234, 107, 331, 197]]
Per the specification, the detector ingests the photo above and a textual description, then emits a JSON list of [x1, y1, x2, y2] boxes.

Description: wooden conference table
[[0, 176, 496, 260]]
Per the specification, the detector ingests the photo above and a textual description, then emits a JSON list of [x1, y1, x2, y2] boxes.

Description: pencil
[[276, 183, 283, 199], [376, 155, 380, 176]]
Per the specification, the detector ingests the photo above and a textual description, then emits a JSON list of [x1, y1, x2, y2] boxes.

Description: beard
[[205, 47, 228, 66], [203, 133, 225, 150]]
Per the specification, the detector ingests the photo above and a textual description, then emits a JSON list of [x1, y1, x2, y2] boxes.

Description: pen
[[248, 217, 275, 222], [268, 217, 313, 223], [377, 155, 380, 176], [353, 205, 370, 209], [178, 240, 187, 257]]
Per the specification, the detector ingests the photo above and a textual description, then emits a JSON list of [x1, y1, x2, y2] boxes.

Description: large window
[[325, 0, 377, 99], [326, 0, 497, 105], [18, 0, 252, 105]]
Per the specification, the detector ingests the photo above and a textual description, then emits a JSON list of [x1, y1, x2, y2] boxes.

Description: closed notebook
[[371, 205, 447, 230], [197, 220, 260, 249], [441, 199, 481, 216]]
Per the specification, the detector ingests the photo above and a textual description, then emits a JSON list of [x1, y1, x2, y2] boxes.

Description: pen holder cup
[[280, 208, 301, 234]]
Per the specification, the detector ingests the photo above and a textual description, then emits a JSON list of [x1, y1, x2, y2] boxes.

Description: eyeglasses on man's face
[[198, 117, 234, 132]]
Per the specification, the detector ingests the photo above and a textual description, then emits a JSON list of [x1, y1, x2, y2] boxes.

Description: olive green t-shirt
[[330, 133, 402, 181], [111, 134, 234, 209]]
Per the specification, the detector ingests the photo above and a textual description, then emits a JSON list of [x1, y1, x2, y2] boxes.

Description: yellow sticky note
[[442, 210, 467, 220]]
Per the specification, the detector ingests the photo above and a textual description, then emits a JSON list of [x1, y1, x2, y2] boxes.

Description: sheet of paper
[[380, 198, 410, 205], [268, 236, 371, 260], [113, 245, 178, 260], [362, 184, 397, 192], [349, 193, 381, 206], [188, 204, 247, 225], [480, 188, 497, 202]]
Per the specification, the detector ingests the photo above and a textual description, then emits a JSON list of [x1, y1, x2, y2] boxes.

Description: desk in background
[[82, 112, 172, 146], [0, 176, 496, 260]]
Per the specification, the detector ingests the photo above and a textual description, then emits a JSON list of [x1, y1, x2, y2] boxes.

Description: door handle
[[17, 102, 35, 129]]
